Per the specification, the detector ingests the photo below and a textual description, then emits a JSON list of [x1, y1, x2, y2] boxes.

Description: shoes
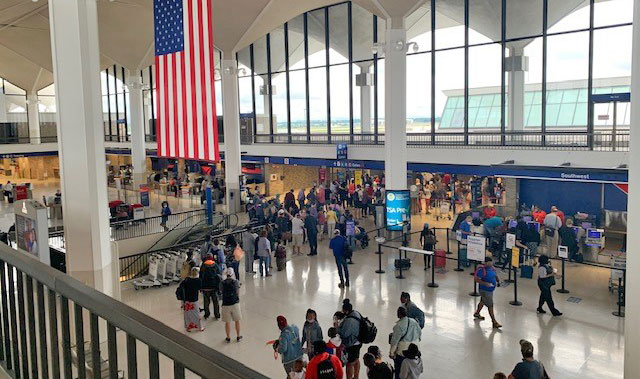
[[199, 327, 206, 332], [246, 271, 256, 274], [204, 315, 210, 320], [492, 322, 502, 329], [237, 336, 243, 342], [225, 337, 231, 343], [473, 313, 485, 320], [552, 311, 563, 317], [338, 283, 344, 289], [345, 282, 350, 287], [266, 274, 272, 277], [307, 253, 314, 256], [537, 308, 546, 314]]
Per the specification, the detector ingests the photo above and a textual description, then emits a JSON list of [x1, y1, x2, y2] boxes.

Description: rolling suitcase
[[435, 249, 447, 268], [275, 245, 287, 271]]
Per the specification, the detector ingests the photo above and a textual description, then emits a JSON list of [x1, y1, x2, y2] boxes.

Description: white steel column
[[0, 93, 7, 122], [625, 0, 640, 376], [507, 46, 526, 131], [127, 75, 147, 189], [26, 93, 41, 144], [49, 0, 115, 296], [358, 64, 372, 134], [384, 24, 408, 190], [222, 58, 242, 214]]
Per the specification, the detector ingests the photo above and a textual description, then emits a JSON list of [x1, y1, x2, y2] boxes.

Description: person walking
[[305, 340, 344, 379], [399, 293, 425, 329], [298, 188, 306, 209], [160, 201, 172, 231], [274, 316, 304, 376], [199, 254, 221, 320], [326, 206, 338, 238], [473, 257, 502, 328], [305, 212, 319, 256], [242, 229, 256, 274], [389, 307, 421, 379], [256, 230, 272, 277], [418, 223, 436, 269], [330, 230, 350, 289], [179, 267, 204, 332], [302, 309, 324, 360], [398, 344, 423, 379], [338, 299, 362, 379], [221, 268, 242, 342], [285, 189, 296, 210], [508, 339, 549, 379], [537, 255, 562, 316]]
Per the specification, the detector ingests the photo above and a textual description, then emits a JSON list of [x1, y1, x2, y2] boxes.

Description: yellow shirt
[[326, 209, 338, 223]]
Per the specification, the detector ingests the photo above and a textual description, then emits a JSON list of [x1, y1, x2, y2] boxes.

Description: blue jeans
[[259, 257, 269, 276], [394, 355, 406, 379], [335, 256, 350, 286]]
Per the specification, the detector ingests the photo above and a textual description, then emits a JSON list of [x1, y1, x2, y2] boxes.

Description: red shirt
[[533, 210, 547, 224], [556, 210, 565, 224], [483, 206, 497, 219], [305, 353, 343, 379]]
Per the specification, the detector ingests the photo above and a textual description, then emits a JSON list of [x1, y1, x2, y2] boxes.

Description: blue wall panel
[[519, 179, 603, 221], [604, 184, 628, 211]]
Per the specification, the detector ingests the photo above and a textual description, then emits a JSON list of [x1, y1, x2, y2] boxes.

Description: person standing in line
[[302, 309, 324, 360], [274, 316, 304, 376], [363, 346, 394, 378], [473, 257, 502, 328], [398, 344, 423, 379], [199, 254, 221, 320], [298, 188, 306, 209], [330, 230, 350, 289], [160, 201, 172, 231], [508, 339, 549, 379], [305, 212, 319, 256], [419, 223, 436, 269], [242, 229, 256, 274], [537, 255, 562, 316], [305, 340, 344, 379], [285, 189, 296, 211], [388, 307, 421, 379], [326, 205, 338, 239], [288, 211, 305, 256], [338, 299, 362, 379], [221, 268, 242, 342], [179, 267, 204, 332], [256, 230, 272, 277], [399, 293, 425, 330]]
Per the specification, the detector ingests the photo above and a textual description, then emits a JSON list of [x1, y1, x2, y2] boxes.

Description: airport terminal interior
[[0, 0, 639, 378]]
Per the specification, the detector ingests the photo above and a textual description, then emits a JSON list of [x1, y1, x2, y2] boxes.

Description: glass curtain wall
[[239, 0, 632, 149], [102, 65, 129, 142], [0, 79, 29, 143]]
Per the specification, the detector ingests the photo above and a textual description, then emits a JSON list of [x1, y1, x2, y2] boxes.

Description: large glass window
[[289, 69, 307, 134], [406, 53, 431, 133], [435, 49, 465, 131]]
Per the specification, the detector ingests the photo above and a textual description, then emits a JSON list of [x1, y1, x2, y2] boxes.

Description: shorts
[[346, 344, 362, 363], [221, 303, 242, 323], [292, 233, 304, 247], [479, 289, 494, 308]]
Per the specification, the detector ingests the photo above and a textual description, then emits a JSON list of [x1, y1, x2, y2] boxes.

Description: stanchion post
[[557, 258, 569, 294], [505, 258, 514, 284], [509, 267, 522, 306], [427, 252, 438, 288], [612, 271, 625, 317], [376, 244, 385, 274], [446, 229, 452, 254], [454, 241, 464, 272], [469, 262, 480, 297]]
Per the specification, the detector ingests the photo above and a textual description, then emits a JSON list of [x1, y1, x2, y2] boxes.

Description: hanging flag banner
[[153, 0, 219, 162]]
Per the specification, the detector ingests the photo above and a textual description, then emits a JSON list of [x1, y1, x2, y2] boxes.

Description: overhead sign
[[592, 92, 630, 103], [466, 235, 486, 262], [385, 190, 410, 231], [337, 143, 348, 160]]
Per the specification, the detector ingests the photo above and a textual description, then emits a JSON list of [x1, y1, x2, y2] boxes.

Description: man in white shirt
[[288, 212, 305, 256], [3, 181, 13, 201], [543, 207, 562, 257]]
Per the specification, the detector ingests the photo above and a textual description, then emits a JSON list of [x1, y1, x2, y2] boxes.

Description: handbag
[[394, 259, 411, 270], [233, 245, 244, 261]]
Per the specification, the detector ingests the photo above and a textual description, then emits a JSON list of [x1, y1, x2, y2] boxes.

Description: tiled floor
[[120, 214, 625, 379]]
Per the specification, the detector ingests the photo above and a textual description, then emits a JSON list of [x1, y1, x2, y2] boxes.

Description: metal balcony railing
[[0, 243, 266, 378]]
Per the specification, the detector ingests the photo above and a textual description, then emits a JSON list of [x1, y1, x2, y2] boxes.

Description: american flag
[[153, 0, 219, 162]]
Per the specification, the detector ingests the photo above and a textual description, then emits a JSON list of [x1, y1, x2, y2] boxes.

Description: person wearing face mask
[[302, 309, 324, 360]]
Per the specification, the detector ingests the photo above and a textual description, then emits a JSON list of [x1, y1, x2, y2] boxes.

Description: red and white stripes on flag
[[154, 0, 219, 162]]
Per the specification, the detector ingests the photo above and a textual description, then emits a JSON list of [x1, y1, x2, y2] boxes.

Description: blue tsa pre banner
[[386, 190, 411, 231]]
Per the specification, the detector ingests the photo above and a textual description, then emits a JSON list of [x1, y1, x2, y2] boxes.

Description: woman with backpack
[[274, 315, 304, 376], [179, 267, 204, 332], [537, 255, 562, 316], [338, 299, 363, 379], [302, 309, 324, 360]]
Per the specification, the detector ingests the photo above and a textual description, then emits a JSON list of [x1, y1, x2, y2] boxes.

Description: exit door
[[591, 92, 631, 151]]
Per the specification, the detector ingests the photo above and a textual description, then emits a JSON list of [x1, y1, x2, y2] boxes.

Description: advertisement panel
[[467, 235, 486, 262], [354, 170, 363, 186], [139, 185, 150, 207], [385, 190, 410, 231]]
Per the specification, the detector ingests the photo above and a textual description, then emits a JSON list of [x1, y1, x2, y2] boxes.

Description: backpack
[[175, 282, 185, 301], [317, 356, 337, 379], [348, 313, 377, 344], [222, 279, 239, 304]]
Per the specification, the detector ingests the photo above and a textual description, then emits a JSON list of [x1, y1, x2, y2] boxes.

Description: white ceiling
[[0, 0, 586, 92]]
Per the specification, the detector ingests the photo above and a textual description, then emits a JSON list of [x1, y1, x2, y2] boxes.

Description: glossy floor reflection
[[121, 216, 624, 379]]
